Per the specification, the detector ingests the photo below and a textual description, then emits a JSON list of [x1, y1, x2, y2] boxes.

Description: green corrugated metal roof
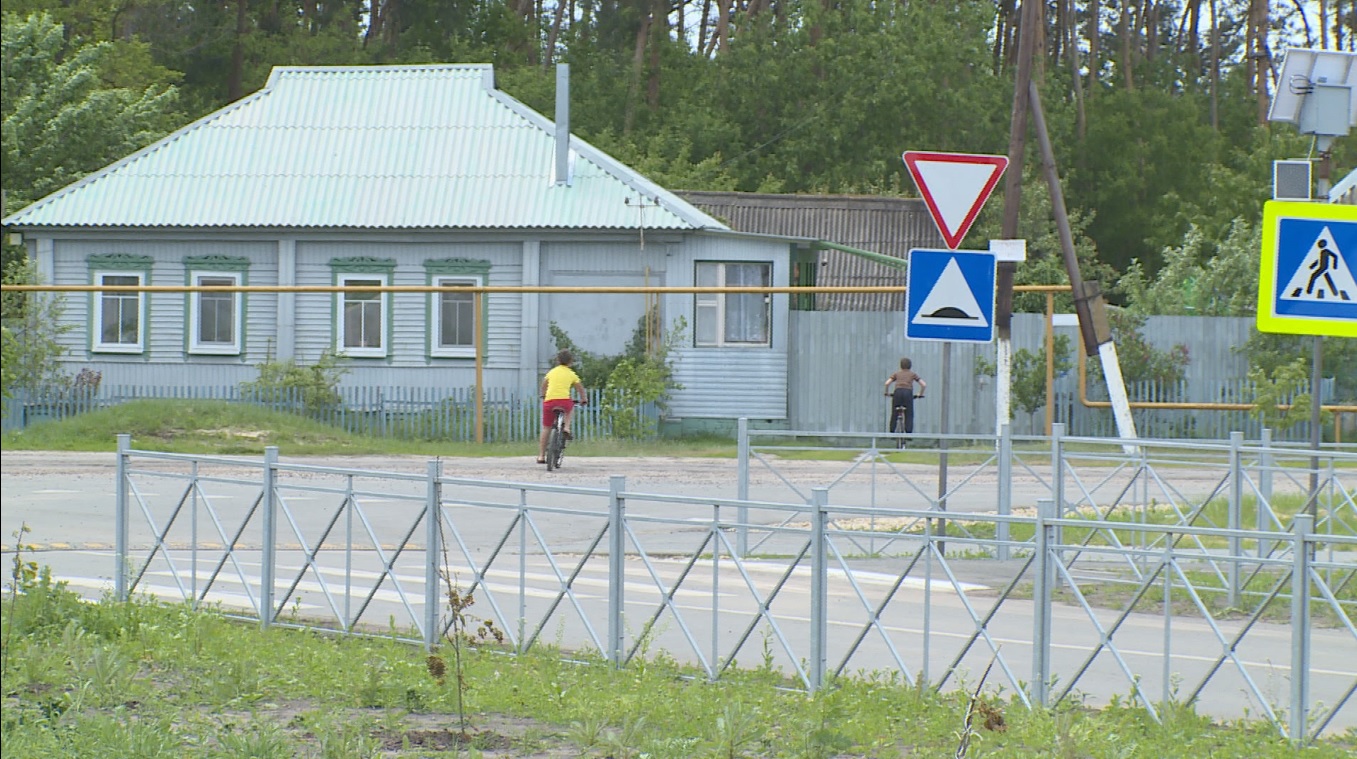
[[3, 64, 728, 231]]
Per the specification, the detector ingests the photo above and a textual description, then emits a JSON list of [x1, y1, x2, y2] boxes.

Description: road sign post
[[900, 150, 1007, 483]]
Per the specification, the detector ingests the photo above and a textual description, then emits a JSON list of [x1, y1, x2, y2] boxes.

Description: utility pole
[[626, 195, 661, 354], [998, 0, 1136, 446], [995, 0, 1041, 435]]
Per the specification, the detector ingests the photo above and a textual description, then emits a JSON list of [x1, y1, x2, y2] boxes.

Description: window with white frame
[[331, 257, 395, 358], [695, 261, 771, 346], [432, 277, 478, 356], [88, 254, 153, 354], [425, 258, 490, 359], [185, 256, 249, 355]]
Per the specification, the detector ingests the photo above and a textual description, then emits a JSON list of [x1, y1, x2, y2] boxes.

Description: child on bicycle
[[538, 350, 587, 464], [883, 357, 926, 435]]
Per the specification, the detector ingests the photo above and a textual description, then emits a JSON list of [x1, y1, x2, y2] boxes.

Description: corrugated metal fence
[[788, 311, 1340, 442], [1, 312, 1343, 442]]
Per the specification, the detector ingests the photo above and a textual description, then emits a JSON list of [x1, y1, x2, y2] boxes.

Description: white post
[[995, 336, 1012, 439], [990, 238, 1025, 440], [1096, 341, 1140, 453]]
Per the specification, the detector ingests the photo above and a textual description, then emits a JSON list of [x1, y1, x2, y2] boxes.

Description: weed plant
[[2, 561, 1351, 757]]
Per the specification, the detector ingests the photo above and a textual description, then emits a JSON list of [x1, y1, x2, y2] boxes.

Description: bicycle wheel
[[545, 427, 563, 471], [892, 410, 906, 448]]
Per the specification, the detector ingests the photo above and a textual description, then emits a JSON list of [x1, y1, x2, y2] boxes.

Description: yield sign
[[902, 151, 1008, 249]]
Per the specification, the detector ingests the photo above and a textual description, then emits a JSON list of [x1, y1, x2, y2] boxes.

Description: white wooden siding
[[49, 239, 276, 368], [541, 239, 670, 360], [40, 230, 813, 421], [661, 234, 793, 418], [292, 240, 522, 370]]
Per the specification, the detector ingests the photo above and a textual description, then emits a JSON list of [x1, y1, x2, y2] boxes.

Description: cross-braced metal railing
[[111, 435, 1355, 743]]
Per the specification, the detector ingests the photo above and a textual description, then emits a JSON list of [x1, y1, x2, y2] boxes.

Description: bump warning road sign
[[905, 248, 996, 342]]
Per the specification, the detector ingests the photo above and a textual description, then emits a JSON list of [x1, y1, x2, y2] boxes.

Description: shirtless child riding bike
[[883, 357, 926, 444]]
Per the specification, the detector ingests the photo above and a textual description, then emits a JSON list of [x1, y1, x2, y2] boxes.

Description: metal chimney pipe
[[555, 64, 570, 186]]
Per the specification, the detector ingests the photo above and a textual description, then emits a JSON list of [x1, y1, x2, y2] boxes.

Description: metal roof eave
[[2, 63, 728, 233]]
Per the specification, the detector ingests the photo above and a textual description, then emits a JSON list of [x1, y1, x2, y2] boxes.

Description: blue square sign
[[905, 249, 996, 343], [1258, 200, 1357, 338]]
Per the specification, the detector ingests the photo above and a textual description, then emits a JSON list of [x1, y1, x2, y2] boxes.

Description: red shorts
[[542, 399, 573, 427]]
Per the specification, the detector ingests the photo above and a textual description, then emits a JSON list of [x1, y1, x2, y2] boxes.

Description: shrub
[[240, 352, 347, 414], [1248, 359, 1324, 432], [1, 260, 73, 398], [551, 311, 686, 439], [601, 317, 686, 439], [975, 334, 1075, 416]]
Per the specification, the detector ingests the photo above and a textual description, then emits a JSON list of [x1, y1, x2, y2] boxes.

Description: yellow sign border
[[1257, 200, 1357, 338]]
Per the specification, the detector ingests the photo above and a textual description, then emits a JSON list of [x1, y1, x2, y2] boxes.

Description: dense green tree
[[2, 11, 181, 218], [0, 259, 73, 397], [1066, 84, 1227, 274], [2, 0, 1355, 307], [1121, 218, 1261, 317], [1122, 217, 1357, 404]]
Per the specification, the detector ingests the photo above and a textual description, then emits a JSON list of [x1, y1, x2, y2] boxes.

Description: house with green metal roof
[[2, 64, 815, 432]]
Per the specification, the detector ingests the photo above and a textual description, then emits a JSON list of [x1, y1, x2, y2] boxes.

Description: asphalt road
[[2, 450, 1352, 737]]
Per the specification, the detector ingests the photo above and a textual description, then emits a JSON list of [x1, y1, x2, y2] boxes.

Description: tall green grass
[[3, 568, 1349, 758]]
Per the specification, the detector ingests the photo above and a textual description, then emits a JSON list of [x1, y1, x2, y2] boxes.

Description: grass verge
[[0, 400, 736, 457], [2, 564, 1352, 757]]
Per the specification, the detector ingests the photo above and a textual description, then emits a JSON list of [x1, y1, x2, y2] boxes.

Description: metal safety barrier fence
[[110, 434, 1355, 744]]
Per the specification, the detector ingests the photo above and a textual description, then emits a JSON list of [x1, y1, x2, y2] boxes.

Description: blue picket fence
[[0, 385, 649, 443], [1, 379, 1343, 442]]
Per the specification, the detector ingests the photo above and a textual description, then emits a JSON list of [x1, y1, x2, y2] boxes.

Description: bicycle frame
[[545, 399, 580, 471]]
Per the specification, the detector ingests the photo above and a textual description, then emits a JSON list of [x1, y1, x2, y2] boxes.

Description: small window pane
[[343, 280, 383, 349], [725, 293, 768, 342], [438, 282, 474, 348], [197, 276, 235, 345], [697, 263, 719, 287], [100, 275, 140, 345], [695, 303, 718, 345]]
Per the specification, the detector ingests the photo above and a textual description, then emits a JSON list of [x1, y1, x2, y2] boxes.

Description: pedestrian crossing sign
[[905, 248, 996, 342], [1258, 200, 1357, 337]]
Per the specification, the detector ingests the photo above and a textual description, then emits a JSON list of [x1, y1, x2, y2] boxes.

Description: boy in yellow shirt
[[538, 350, 587, 464]]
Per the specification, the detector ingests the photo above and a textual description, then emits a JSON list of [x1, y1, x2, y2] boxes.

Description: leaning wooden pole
[[996, 0, 1041, 436], [1028, 79, 1138, 445]]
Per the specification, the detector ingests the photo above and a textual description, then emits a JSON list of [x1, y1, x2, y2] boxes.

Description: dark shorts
[[542, 399, 573, 427]]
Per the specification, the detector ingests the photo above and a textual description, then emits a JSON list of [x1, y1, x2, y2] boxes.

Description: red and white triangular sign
[[902, 151, 1008, 249]]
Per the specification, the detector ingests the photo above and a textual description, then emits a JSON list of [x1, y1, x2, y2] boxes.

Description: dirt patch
[[215, 702, 582, 757], [375, 726, 515, 752]]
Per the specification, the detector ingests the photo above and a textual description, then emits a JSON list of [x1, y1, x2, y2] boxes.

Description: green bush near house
[[239, 351, 347, 414]]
